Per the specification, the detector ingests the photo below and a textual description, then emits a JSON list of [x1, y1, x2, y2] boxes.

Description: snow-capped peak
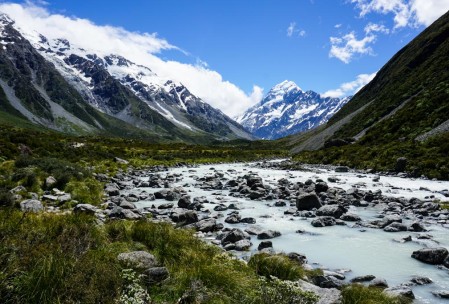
[[270, 80, 302, 94]]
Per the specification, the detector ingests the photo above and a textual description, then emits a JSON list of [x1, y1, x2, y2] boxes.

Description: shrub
[[341, 284, 412, 304]]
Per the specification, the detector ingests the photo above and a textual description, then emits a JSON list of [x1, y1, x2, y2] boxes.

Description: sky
[[0, 0, 449, 117]]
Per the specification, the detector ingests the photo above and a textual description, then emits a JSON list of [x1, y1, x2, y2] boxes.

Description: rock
[[274, 201, 287, 207], [323, 270, 345, 281], [335, 166, 349, 173], [118, 199, 136, 210], [383, 222, 408, 232], [409, 222, 427, 232], [118, 251, 158, 270], [311, 216, 336, 227], [240, 217, 256, 224], [316, 205, 347, 218], [221, 228, 246, 245], [395, 157, 407, 172], [315, 182, 329, 193], [144, 267, 169, 284], [214, 204, 227, 211], [235, 239, 252, 251], [340, 213, 361, 222], [245, 225, 265, 235], [20, 199, 43, 212], [313, 275, 344, 289], [432, 291, 449, 299], [45, 176, 57, 188], [296, 193, 322, 211], [105, 184, 120, 196], [170, 210, 198, 224], [287, 252, 308, 264], [195, 218, 219, 232], [411, 247, 449, 264], [258, 241, 273, 250], [114, 157, 129, 165], [73, 203, 97, 215], [410, 276, 432, 285], [10, 185, 26, 194], [384, 286, 414, 299], [109, 206, 142, 220], [158, 203, 174, 209], [350, 275, 376, 283], [178, 196, 191, 208], [257, 230, 281, 240], [225, 213, 241, 224], [369, 278, 388, 288], [297, 279, 342, 304]]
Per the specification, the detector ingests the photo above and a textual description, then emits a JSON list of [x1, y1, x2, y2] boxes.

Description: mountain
[[288, 10, 449, 179], [236, 80, 350, 139], [0, 13, 252, 142]]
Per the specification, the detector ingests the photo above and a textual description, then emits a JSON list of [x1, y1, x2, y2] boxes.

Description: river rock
[[118, 251, 158, 270], [257, 230, 281, 239], [340, 213, 361, 222], [20, 199, 43, 212], [350, 275, 375, 283], [432, 291, 449, 299], [158, 203, 174, 209], [409, 222, 427, 232], [384, 285, 414, 299], [144, 267, 169, 284], [45, 176, 57, 188], [225, 213, 241, 224], [296, 193, 322, 211], [245, 225, 265, 235], [369, 278, 389, 288], [235, 239, 252, 251], [170, 210, 198, 224], [74, 203, 97, 215], [240, 217, 256, 224], [411, 247, 449, 264], [315, 182, 329, 193], [383, 222, 408, 232], [297, 279, 342, 304], [195, 218, 219, 232], [311, 216, 336, 227], [221, 228, 246, 245], [258, 241, 273, 250], [316, 205, 347, 218], [410, 276, 432, 285], [313, 275, 344, 289], [177, 195, 191, 208], [287, 252, 308, 264], [335, 166, 349, 173], [395, 157, 407, 172]]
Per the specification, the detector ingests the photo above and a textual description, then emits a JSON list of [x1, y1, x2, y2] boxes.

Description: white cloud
[[322, 72, 376, 98], [351, 0, 449, 28], [334, 23, 342, 28], [364, 22, 389, 34], [287, 22, 296, 37], [287, 21, 306, 38], [0, 2, 262, 117], [329, 31, 376, 63]]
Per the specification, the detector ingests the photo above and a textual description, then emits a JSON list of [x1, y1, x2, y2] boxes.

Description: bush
[[65, 177, 103, 205], [341, 284, 412, 304]]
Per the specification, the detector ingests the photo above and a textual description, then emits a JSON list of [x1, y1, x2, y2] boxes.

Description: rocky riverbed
[[93, 159, 449, 303]]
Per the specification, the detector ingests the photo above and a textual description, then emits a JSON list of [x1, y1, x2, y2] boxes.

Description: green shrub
[[341, 284, 412, 304], [65, 177, 103, 205]]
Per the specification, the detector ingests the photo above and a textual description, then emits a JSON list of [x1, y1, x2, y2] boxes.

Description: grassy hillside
[[291, 11, 449, 179]]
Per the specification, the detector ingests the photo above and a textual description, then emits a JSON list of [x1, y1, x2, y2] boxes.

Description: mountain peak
[[270, 80, 301, 94]]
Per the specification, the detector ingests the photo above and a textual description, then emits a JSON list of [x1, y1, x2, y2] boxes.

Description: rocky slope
[[237, 80, 350, 139], [0, 13, 252, 142]]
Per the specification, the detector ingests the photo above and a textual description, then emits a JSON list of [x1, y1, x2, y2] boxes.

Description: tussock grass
[[341, 284, 412, 304]]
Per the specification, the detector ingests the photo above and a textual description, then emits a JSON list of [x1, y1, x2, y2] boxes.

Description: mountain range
[[237, 80, 351, 139], [0, 13, 253, 142]]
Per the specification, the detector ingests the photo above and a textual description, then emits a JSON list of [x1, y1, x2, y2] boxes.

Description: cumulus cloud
[[0, 2, 262, 117], [287, 21, 306, 37], [329, 31, 376, 63], [322, 72, 376, 98], [351, 0, 449, 28], [364, 22, 389, 34]]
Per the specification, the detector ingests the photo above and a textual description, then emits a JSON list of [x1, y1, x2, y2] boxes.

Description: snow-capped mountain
[[0, 13, 252, 140], [236, 80, 351, 139]]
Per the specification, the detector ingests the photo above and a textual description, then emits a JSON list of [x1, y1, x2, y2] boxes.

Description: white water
[[134, 161, 449, 303]]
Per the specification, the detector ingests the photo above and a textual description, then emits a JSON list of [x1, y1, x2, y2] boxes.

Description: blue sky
[[1, 0, 449, 116]]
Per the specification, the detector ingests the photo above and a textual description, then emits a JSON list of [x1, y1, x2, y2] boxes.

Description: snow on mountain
[[4, 19, 252, 139], [237, 80, 351, 140]]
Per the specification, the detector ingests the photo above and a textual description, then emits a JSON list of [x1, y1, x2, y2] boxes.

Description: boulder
[[195, 218, 219, 232], [410, 276, 432, 285], [411, 247, 449, 265], [350, 275, 375, 283], [296, 193, 322, 211], [144, 267, 169, 284], [432, 291, 449, 299], [258, 241, 273, 250], [235, 239, 252, 251], [383, 222, 408, 232], [170, 210, 198, 224], [311, 216, 336, 227], [315, 182, 329, 193], [114, 157, 129, 165], [287, 252, 308, 264], [177, 196, 191, 208], [297, 279, 342, 304], [340, 213, 361, 222], [316, 205, 347, 218], [257, 230, 281, 240], [313, 275, 344, 289], [369, 278, 389, 288], [74, 203, 97, 215], [20, 199, 43, 212], [395, 157, 407, 172], [225, 213, 241, 224], [221, 228, 246, 245], [118, 251, 158, 270], [335, 166, 349, 173], [45, 176, 57, 188], [384, 286, 414, 299], [240, 217, 256, 224], [409, 222, 427, 232]]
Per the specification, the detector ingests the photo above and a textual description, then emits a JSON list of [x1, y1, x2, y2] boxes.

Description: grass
[[0, 210, 322, 304], [341, 285, 412, 304]]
